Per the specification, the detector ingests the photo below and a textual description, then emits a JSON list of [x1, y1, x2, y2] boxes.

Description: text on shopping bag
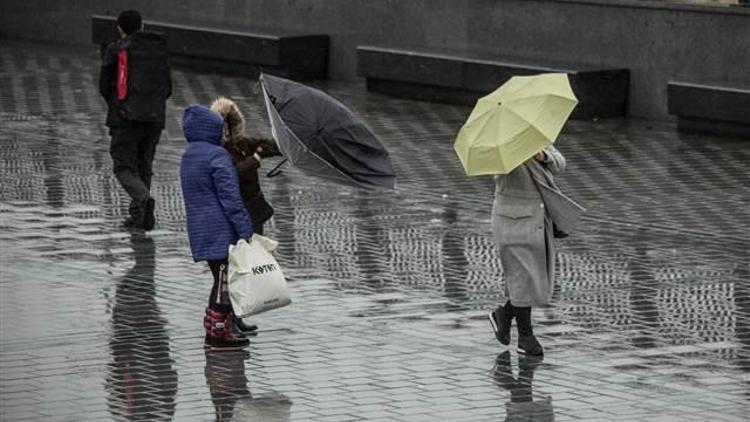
[[252, 263, 278, 275]]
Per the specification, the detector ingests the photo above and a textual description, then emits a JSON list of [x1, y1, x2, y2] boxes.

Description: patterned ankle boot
[[203, 307, 249, 351]]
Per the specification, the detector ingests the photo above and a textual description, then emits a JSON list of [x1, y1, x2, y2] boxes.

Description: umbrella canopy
[[260, 73, 395, 190], [454, 73, 578, 176]]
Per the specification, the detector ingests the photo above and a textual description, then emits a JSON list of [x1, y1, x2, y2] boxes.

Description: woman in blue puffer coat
[[179, 104, 253, 350]]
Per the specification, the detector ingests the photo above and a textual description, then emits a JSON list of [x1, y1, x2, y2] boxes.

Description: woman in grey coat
[[488, 146, 566, 356]]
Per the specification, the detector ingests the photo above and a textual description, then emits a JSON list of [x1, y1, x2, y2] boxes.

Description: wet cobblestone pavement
[[1, 40, 749, 421]]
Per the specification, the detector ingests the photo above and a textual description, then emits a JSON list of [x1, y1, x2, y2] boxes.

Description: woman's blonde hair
[[210, 97, 245, 145]]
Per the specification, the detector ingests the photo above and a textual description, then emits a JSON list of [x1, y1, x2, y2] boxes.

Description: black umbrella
[[260, 73, 395, 190]]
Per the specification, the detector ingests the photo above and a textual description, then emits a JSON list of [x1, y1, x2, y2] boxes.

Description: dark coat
[[180, 105, 253, 262], [223, 136, 280, 227], [99, 31, 172, 128]]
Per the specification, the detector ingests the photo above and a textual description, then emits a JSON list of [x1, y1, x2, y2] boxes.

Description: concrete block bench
[[92, 15, 329, 80], [667, 81, 750, 138], [356, 45, 630, 120]]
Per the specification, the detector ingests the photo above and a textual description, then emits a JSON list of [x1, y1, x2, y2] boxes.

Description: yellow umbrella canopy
[[454, 73, 578, 176]]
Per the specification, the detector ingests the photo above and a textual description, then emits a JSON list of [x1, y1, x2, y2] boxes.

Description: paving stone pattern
[[1, 40, 749, 422]]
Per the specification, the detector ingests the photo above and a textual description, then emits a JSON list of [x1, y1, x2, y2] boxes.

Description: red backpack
[[116, 49, 128, 101]]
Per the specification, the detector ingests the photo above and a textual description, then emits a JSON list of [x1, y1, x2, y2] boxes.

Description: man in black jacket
[[99, 10, 171, 230]]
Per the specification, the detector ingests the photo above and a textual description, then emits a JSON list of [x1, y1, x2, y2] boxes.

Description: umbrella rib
[[277, 121, 364, 186], [502, 92, 577, 104], [471, 110, 500, 144], [465, 104, 500, 127], [501, 97, 573, 139]]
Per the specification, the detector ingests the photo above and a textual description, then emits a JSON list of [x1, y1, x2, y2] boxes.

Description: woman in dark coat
[[210, 97, 280, 234], [210, 97, 281, 335]]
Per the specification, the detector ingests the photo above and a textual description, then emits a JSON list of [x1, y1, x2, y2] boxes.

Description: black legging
[[208, 259, 230, 312], [207, 224, 264, 311]]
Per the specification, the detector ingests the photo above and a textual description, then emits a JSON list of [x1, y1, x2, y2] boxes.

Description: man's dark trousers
[[110, 122, 162, 223]]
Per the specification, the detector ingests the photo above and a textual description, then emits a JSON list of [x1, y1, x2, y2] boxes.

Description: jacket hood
[[183, 105, 224, 145], [210, 97, 245, 145]]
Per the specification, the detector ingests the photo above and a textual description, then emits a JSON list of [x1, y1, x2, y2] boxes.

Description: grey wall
[[2, 0, 749, 119]]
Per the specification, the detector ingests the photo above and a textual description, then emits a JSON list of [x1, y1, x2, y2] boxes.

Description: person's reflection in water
[[626, 240, 661, 349], [205, 350, 252, 421], [352, 194, 391, 291], [267, 172, 298, 264], [204, 351, 293, 422], [491, 351, 554, 422], [732, 261, 749, 383], [441, 204, 469, 304], [41, 136, 65, 209], [106, 234, 178, 421]]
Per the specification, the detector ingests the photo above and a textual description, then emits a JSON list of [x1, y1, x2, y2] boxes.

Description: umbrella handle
[[266, 158, 288, 178]]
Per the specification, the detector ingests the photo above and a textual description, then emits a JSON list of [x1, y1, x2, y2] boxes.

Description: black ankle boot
[[488, 300, 513, 345], [514, 306, 543, 356], [233, 315, 258, 335]]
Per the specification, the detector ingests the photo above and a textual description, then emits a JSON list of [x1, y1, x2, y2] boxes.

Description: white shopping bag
[[227, 234, 290, 317]]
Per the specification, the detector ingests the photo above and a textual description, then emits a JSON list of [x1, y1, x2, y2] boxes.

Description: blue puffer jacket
[[180, 105, 253, 262]]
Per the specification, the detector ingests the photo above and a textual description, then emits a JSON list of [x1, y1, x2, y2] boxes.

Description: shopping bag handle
[[266, 158, 288, 178]]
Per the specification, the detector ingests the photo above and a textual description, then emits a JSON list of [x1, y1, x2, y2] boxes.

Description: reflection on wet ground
[[106, 234, 177, 421], [1, 40, 749, 421], [205, 350, 292, 422], [491, 352, 553, 422]]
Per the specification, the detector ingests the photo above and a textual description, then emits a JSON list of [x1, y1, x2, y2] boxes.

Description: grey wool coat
[[491, 146, 566, 307]]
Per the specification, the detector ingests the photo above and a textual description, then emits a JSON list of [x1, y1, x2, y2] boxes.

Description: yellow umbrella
[[454, 73, 578, 176]]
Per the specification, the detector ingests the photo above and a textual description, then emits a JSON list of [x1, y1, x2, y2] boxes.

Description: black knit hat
[[117, 10, 142, 35]]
